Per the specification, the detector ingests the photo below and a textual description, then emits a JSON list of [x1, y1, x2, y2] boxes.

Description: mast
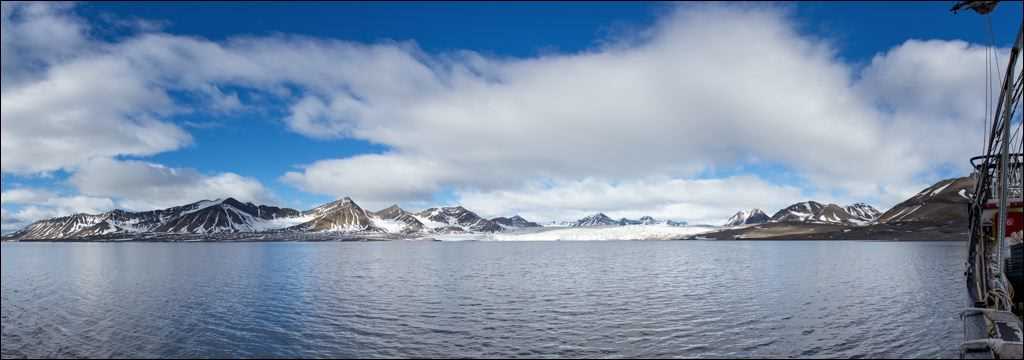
[[997, 28, 1022, 277], [955, 2, 1023, 358]]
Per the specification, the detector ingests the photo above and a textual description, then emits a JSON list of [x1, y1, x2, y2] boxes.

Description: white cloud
[[282, 153, 459, 209], [275, 5, 995, 211], [457, 176, 810, 224], [1, 3, 192, 174], [0, 207, 15, 232], [1, 2, 90, 89], [1, 188, 56, 205], [69, 158, 273, 211], [2, 3, 1009, 222], [0, 187, 116, 230]]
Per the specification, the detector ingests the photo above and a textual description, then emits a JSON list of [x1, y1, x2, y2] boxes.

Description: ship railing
[[970, 153, 1023, 202]]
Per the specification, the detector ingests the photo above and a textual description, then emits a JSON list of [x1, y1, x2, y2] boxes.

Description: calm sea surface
[[1, 241, 966, 359]]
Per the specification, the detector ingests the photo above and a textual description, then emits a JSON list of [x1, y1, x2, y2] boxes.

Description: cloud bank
[[2, 3, 1016, 224]]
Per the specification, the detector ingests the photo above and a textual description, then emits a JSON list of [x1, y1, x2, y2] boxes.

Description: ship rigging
[[954, 1, 1024, 358]]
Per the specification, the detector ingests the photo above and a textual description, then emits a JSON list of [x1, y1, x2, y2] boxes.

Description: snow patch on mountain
[[725, 209, 770, 226], [571, 213, 619, 227]]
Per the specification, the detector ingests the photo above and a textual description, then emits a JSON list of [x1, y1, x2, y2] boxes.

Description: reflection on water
[[1, 241, 965, 358]]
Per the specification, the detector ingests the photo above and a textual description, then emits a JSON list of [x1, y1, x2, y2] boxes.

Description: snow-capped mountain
[[666, 220, 689, 227], [619, 217, 642, 225], [490, 215, 541, 229], [725, 209, 770, 226], [293, 197, 381, 233], [156, 198, 300, 234], [845, 203, 881, 222], [771, 201, 827, 223], [373, 205, 425, 234], [878, 177, 975, 224], [571, 213, 619, 227], [7, 198, 302, 239], [415, 206, 503, 233], [770, 201, 880, 225]]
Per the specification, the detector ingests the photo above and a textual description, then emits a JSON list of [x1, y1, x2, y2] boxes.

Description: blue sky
[[1, 1, 1022, 228]]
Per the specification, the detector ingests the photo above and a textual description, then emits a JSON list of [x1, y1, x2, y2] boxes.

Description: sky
[[1, 1, 1022, 230]]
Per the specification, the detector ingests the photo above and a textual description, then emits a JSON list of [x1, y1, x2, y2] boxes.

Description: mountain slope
[[7, 198, 303, 239], [415, 206, 502, 233], [725, 209, 770, 226], [293, 197, 381, 232], [154, 198, 300, 234], [373, 205, 425, 233], [771, 201, 826, 223], [690, 177, 975, 241], [770, 201, 879, 225], [878, 177, 975, 224], [490, 215, 541, 229], [846, 203, 881, 223], [572, 213, 619, 227]]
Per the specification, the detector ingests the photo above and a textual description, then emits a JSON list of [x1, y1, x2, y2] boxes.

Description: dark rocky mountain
[[155, 198, 299, 234], [725, 209, 770, 226], [666, 220, 688, 227], [846, 203, 882, 222], [693, 177, 975, 240], [293, 197, 380, 232], [616, 216, 660, 225], [619, 217, 642, 225], [877, 177, 975, 224], [572, 213, 619, 227], [416, 206, 502, 233], [490, 215, 541, 229], [771, 201, 827, 223], [4, 177, 974, 241], [373, 205, 425, 233], [7, 213, 117, 240], [770, 201, 879, 225], [7, 198, 302, 239]]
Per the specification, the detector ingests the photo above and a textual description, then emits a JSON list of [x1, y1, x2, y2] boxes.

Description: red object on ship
[[1006, 209, 1023, 236]]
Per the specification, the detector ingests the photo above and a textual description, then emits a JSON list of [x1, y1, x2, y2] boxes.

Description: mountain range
[[699, 177, 976, 240], [1, 177, 976, 241]]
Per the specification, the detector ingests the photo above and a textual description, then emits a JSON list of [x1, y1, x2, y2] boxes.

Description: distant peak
[[222, 197, 244, 206]]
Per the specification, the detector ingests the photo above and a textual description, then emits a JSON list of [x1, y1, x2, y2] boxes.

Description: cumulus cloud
[[282, 153, 459, 208], [1, 2, 90, 88], [1, 188, 57, 205], [457, 176, 810, 224], [69, 158, 273, 211], [1, 187, 116, 229], [1, 3, 191, 174], [274, 5, 1000, 212]]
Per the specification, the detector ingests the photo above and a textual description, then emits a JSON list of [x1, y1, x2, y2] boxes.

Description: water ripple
[[2, 241, 966, 358]]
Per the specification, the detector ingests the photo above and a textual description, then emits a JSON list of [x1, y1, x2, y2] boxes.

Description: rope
[[985, 21, 992, 155], [985, 15, 1004, 157]]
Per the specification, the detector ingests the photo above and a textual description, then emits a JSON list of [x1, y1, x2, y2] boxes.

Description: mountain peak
[[572, 213, 618, 227], [491, 215, 541, 229], [725, 208, 770, 226], [878, 176, 975, 224]]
